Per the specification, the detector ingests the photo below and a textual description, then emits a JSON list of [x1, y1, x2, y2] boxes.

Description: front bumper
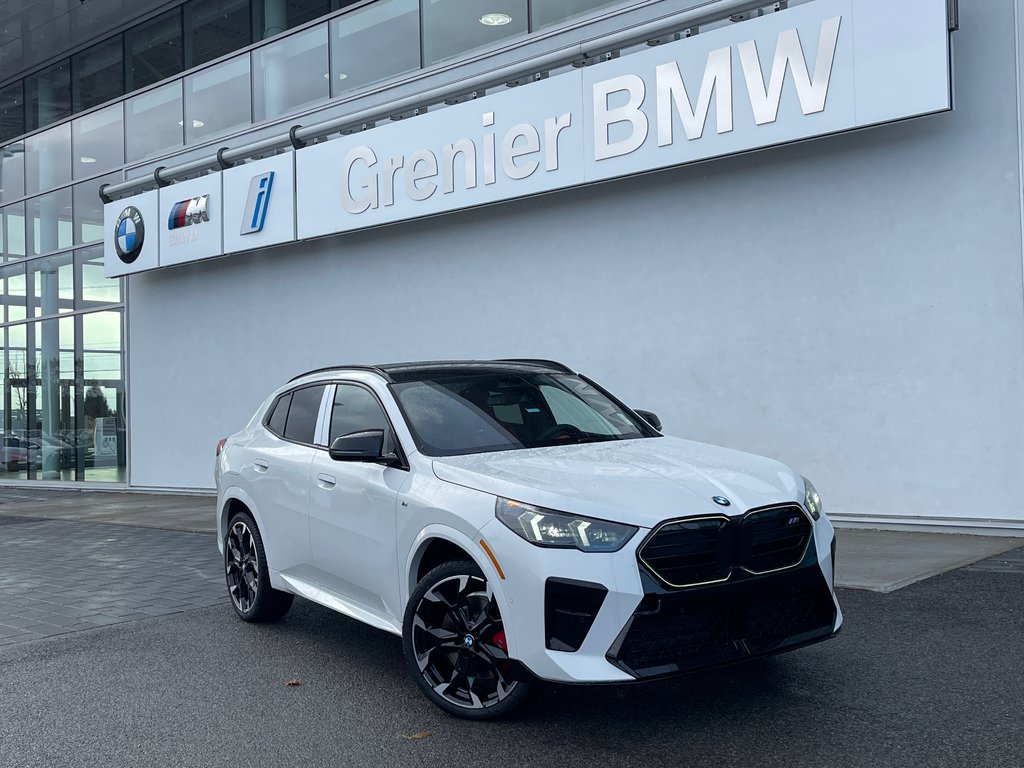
[[477, 512, 842, 684]]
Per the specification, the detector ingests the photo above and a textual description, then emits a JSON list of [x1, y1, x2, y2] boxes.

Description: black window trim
[[326, 379, 410, 471], [262, 383, 327, 448]]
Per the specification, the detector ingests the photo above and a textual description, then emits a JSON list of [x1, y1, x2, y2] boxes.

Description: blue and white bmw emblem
[[712, 496, 731, 507], [114, 206, 145, 264]]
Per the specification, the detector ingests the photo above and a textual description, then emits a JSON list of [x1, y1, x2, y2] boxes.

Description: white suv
[[215, 360, 842, 719]]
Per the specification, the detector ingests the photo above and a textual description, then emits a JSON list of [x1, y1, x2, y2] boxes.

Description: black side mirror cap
[[329, 430, 385, 461], [634, 409, 662, 432]]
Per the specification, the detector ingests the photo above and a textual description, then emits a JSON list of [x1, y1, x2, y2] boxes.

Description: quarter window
[[266, 392, 291, 435], [283, 385, 326, 443]]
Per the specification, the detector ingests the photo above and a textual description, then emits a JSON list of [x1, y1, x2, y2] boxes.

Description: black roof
[[289, 359, 574, 383]]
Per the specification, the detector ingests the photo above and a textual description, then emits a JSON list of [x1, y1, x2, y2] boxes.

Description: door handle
[[316, 473, 336, 489], [253, 459, 269, 472]]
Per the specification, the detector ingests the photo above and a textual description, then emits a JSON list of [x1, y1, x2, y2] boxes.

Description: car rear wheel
[[225, 511, 293, 622], [403, 560, 530, 720]]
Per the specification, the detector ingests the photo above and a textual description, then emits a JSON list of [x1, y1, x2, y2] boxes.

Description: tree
[[84, 385, 112, 419]]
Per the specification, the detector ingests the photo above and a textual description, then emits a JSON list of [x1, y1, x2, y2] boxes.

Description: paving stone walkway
[[0, 514, 224, 647]]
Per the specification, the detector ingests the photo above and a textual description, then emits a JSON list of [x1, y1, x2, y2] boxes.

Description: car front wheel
[[403, 559, 530, 720], [225, 511, 294, 622]]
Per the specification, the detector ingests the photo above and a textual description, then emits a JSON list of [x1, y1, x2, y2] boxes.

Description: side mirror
[[634, 409, 662, 432], [329, 430, 400, 466]]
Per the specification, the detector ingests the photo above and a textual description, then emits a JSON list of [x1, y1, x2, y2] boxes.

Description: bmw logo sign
[[114, 206, 145, 264], [712, 496, 731, 507]]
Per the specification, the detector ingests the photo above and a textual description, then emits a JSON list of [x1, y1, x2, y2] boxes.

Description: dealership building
[[0, 0, 1020, 533]]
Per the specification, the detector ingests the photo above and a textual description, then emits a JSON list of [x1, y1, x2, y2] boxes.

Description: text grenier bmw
[[0, 0, 1022, 532]]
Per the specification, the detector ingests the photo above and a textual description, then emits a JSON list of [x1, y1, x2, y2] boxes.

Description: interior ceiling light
[[177, 119, 205, 128], [480, 12, 512, 25], [80, 156, 97, 164]]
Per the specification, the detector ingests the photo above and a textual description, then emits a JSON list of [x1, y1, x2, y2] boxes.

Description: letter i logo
[[241, 171, 275, 235]]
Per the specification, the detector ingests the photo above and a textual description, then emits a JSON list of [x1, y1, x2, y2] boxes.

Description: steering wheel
[[535, 423, 584, 442]]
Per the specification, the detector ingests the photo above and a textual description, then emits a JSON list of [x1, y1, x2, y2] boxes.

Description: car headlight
[[495, 497, 638, 552], [802, 476, 823, 520]]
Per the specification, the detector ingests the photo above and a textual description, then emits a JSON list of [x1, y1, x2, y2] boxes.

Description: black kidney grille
[[639, 506, 812, 588], [638, 517, 732, 587], [740, 507, 813, 573]]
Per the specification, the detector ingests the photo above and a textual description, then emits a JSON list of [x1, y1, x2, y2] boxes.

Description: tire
[[402, 559, 530, 720], [224, 511, 294, 622]]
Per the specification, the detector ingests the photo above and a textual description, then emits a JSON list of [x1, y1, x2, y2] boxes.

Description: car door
[[241, 384, 326, 577], [308, 381, 407, 619]]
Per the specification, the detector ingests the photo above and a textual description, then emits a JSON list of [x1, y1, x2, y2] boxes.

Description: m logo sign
[[168, 195, 210, 229], [241, 171, 275, 235]]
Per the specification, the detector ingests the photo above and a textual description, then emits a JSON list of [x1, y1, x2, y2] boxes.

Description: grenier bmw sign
[[104, 0, 951, 276]]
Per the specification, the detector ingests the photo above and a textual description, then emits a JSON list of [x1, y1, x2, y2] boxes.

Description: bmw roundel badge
[[712, 496, 731, 507], [114, 206, 145, 264]]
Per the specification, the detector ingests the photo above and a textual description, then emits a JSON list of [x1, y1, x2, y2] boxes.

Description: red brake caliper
[[491, 629, 508, 654]]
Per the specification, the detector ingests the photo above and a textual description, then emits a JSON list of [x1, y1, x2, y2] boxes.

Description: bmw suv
[[215, 360, 841, 719]]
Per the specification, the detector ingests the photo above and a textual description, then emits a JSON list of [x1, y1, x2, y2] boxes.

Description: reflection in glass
[[25, 123, 72, 195], [531, 0, 625, 29], [0, 263, 27, 322], [74, 173, 122, 246], [185, 56, 251, 143], [28, 316, 76, 479], [422, 0, 526, 65], [72, 36, 125, 112], [252, 24, 329, 121], [256, 0, 330, 39], [331, 0, 419, 96], [72, 105, 125, 179], [27, 188, 73, 256], [77, 246, 123, 308], [126, 82, 184, 162], [30, 253, 74, 319], [2, 203, 26, 262], [187, 0, 251, 67], [25, 59, 72, 131], [0, 81, 25, 144], [0, 141, 25, 203], [127, 9, 185, 91]]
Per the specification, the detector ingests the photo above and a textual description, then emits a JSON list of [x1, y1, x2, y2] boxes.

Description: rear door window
[[283, 385, 326, 444], [265, 393, 291, 436]]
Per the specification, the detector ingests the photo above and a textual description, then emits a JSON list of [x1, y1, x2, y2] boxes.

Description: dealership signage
[[105, 0, 951, 276]]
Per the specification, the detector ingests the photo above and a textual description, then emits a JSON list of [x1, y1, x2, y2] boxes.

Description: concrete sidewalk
[[0, 486, 1020, 593]]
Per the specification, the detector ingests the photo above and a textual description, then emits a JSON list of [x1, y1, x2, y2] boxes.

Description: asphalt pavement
[[0, 507, 1022, 767]]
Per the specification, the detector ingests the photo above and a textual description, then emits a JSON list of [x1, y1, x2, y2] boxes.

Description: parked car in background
[[215, 360, 842, 719]]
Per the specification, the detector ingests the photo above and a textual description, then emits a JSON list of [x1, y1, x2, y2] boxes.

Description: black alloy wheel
[[403, 560, 530, 719], [224, 511, 293, 622]]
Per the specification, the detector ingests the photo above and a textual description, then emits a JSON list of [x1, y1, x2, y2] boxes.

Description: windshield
[[390, 370, 654, 457]]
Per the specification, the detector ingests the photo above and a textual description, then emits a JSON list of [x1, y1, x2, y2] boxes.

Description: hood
[[431, 436, 803, 528]]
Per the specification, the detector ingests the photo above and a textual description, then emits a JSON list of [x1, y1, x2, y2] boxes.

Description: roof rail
[[288, 365, 393, 383], [494, 359, 575, 374]]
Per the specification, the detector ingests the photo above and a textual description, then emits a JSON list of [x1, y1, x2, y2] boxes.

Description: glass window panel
[[186, 0, 251, 67], [0, 141, 26, 203], [1, 262, 27, 322], [256, 0, 331, 40], [26, 188, 73, 256], [127, 9, 184, 91], [76, 245, 122, 308], [25, 59, 72, 131], [2, 202, 26, 262], [82, 310, 122, 378], [0, 81, 25, 144], [330, 0, 419, 96], [82, 308, 126, 482], [252, 24, 329, 121], [184, 56, 251, 143], [125, 82, 184, 161], [72, 105, 125, 179], [74, 172, 122, 246], [531, 0, 625, 29], [25, 123, 72, 195], [29, 316, 78, 479], [29, 253, 74, 318], [423, 0, 526, 65], [72, 36, 125, 112]]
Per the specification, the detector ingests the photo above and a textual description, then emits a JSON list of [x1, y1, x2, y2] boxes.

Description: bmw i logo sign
[[114, 206, 145, 264], [712, 496, 731, 507]]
